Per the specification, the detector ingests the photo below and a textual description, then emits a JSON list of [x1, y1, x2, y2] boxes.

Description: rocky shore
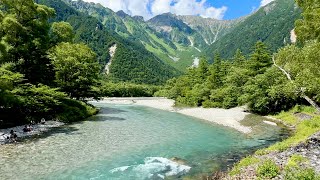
[[224, 131, 320, 180]]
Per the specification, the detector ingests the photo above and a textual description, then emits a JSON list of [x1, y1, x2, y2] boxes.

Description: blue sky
[[208, 0, 263, 19], [83, 0, 274, 20]]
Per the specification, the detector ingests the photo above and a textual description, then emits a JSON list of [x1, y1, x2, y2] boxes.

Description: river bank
[[222, 106, 320, 180], [96, 97, 252, 133]]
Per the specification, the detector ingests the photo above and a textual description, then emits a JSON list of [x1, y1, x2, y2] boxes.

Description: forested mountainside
[[39, 0, 180, 84], [62, 0, 200, 70], [61, 0, 300, 68], [205, 0, 301, 59]]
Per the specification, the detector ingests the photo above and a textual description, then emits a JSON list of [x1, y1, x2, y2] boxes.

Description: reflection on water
[[0, 103, 288, 180]]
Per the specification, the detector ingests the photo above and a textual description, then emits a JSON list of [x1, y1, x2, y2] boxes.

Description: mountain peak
[[133, 15, 144, 22], [116, 10, 129, 19]]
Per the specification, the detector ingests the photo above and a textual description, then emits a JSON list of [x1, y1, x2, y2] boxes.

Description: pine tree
[[247, 41, 272, 76], [207, 53, 223, 89]]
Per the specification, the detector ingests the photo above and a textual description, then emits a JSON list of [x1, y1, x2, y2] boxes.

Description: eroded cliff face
[[104, 44, 117, 74], [291, 29, 297, 43]]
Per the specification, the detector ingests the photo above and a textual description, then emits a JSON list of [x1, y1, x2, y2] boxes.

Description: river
[[0, 103, 288, 179]]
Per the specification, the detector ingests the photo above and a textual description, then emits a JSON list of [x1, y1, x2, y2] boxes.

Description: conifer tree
[[248, 41, 272, 76]]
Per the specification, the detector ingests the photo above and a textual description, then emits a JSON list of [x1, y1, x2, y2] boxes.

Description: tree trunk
[[272, 56, 320, 112], [303, 95, 320, 112]]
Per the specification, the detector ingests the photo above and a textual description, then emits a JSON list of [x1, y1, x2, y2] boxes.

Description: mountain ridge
[[39, 0, 181, 84], [48, 0, 301, 72]]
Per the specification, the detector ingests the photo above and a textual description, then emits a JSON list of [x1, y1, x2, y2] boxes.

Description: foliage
[[239, 67, 297, 114], [50, 21, 74, 44], [295, 0, 320, 43], [284, 155, 317, 180], [158, 0, 320, 113], [0, 0, 56, 84], [12, 84, 67, 120], [157, 41, 297, 113], [275, 42, 320, 102], [256, 106, 320, 154], [0, 0, 99, 128], [55, 99, 98, 123], [285, 167, 318, 180], [49, 42, 100, 99], [229, 156, 260, 176], [109, 43, 180, 85], [256, 159, 280, 179], [101, 82, 159, 97], [287, 154, 307, 167]]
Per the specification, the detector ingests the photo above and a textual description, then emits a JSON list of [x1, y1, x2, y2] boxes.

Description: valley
[[1, 0, 320, 179]]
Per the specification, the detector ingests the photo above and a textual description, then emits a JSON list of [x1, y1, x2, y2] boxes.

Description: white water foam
[[109, 157, 191, 179], [109, 166, 131, 173]]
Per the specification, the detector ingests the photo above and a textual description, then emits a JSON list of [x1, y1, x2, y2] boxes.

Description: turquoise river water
[[0, 102, 289, 180]]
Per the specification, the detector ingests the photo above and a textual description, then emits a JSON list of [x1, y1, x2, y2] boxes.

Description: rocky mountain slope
[[43, 0, 301, 74], [65, 0, 300, 66], [205, 0, 300, 59], [39, 0, 180, 84]]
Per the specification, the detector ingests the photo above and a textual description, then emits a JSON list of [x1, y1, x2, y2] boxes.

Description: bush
[[229, 156, 260, 176], [256, 159, 280, 179], [56, 99, 98, 123], [285, 167, 316, 180], [284, 155, 317, 180]]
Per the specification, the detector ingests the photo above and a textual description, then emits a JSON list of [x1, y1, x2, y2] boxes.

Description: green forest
[[0, 0, 99, 127], [1, 0, 320, 126], [204, 0, 301, 59], [0, 0, 320, 179], [156, 0, 320, 115], [39, 0, 181, 85], [0, 0, 177, 128]]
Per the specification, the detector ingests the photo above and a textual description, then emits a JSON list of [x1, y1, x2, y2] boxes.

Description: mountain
[[39, 0, 180, 84], [147, 13, 206, 49], [41, 0, 301, 77], [62, 0, 197, 70], [205, 0, 301, 59], [147, 13, 241, 49], [176, 15, 243, 45]]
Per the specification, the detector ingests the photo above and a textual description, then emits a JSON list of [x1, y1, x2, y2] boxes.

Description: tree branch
[[272, 56, 292, 81], [273, 56, 320, 112]]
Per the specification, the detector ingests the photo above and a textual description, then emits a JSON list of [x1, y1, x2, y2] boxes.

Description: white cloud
[[81, 0, 227, 20], [260, 0, 275, 7]]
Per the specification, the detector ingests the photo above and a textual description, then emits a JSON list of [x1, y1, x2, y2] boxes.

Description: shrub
[[284, 167, 316, 180], [284, 155, 317, 180], [256, 159, 280, 179], [229, 156, 260, 176]]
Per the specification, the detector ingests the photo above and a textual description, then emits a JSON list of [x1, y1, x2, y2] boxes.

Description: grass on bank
[[256, 105, 320, 154], [230, 105, 320, 176], [229, 156, 260, 176]]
